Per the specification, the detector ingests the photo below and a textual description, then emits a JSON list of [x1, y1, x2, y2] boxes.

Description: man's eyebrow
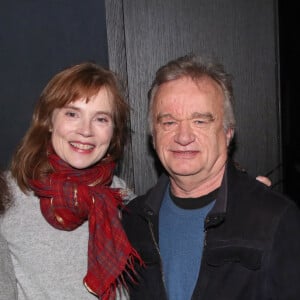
[[156, 112, 215, 121], [156, 113, 173, 122], [191, 112, 215, 121]]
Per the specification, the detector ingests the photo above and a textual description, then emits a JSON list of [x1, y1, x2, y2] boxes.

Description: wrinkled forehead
[[152, 76, 224, 118]]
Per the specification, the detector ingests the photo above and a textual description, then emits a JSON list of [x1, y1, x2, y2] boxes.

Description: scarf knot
[[29, 148, 143, 299]]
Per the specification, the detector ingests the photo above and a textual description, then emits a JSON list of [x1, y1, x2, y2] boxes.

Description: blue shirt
[[159, 188, 215, 300]]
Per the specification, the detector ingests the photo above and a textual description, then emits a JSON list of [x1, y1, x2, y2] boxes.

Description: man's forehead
[[154, 96, 218, 116], [153, 82, 223, 116]]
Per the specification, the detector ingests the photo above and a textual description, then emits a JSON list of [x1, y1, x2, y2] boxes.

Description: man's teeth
[[70, 143, 94, 150]]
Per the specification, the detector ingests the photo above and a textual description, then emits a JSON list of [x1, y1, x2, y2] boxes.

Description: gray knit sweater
[[0, 231, 17, 299], [0, 174, 135, 300]]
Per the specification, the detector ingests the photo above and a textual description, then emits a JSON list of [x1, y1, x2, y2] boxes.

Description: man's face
[[152, 76, 232, 183]]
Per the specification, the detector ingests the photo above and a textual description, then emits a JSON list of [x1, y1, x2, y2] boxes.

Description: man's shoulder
[[124, 194, 147, 213], [122, 173, 169, 230], [228, 164, 299, 219], [126, 173, 169, 210]]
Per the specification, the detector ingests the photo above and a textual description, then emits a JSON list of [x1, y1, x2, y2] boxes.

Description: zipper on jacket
[[191, 227, 208, 299], [146, 214, 168, 299]]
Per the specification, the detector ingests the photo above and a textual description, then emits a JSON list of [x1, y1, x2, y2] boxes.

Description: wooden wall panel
[[106, 0, 281, 195], [105, 0, 135, 190]]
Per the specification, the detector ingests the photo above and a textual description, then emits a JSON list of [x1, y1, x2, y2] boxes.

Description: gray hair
[[148, 54, 236, 135]]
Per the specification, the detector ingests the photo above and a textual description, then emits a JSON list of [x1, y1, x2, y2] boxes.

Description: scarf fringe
[[84, 250, 144, 300]]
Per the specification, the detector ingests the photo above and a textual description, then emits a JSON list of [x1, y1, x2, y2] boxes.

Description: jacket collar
[[143, 172, 170, 216], [204, 164, 228, 229], [141, 161, 242, 225]]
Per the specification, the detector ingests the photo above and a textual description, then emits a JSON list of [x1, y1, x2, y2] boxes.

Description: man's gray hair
[[148, 54, 236, 135]]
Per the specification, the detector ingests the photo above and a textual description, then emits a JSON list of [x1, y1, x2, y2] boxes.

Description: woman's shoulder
[[1, 171, 38, 223], [0, 231, 18, 300], [111, 175, 137, 204], [4, 171, 33, 198]]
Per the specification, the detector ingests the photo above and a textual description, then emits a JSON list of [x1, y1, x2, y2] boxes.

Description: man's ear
[[152, 135, 156, 149], [226, 128, 234, 146]]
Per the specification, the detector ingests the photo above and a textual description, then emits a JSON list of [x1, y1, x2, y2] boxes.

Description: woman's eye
[[96, 115, 112, 125], [97, 117, 108, 123], [65, 111, 77, 118]]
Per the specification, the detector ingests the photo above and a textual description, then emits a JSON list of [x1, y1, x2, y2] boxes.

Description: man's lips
[[171, 150, 199, 157]]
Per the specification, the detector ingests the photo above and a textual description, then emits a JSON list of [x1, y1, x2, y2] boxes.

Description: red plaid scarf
[[29, 149, 143, 299]]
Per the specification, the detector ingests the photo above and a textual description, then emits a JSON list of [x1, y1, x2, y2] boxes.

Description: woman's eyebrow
[[63, 105, 112, 116]]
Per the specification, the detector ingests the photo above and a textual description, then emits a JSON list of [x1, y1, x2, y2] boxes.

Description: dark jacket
[[122, 161, 300, 299]]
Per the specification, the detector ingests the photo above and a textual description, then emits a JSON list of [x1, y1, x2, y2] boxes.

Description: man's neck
[[169, 164, 225, 198]]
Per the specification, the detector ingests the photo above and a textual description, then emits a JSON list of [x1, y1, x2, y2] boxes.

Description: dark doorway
[[279, 1, 300, 204], [0, 1, 108, 169]]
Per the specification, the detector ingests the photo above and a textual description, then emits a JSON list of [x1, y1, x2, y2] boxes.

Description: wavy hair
[[11, 62, 129, 192]]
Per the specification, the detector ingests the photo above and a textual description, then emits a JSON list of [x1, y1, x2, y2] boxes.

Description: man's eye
[[194, 119, 208, 127], [161, 121, 177, 130]]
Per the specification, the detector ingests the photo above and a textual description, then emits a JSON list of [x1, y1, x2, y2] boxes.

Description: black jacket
[[122, 162, 300, 299]]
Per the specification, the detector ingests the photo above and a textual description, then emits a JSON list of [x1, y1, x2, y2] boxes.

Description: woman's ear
[[49, 120, 53, 132]]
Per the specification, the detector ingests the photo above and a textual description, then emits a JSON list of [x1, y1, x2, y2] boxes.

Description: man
[[122, 54, 300, 299]]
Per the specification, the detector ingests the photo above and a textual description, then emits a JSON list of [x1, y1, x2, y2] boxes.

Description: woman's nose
[[77, 118, 93, 137]]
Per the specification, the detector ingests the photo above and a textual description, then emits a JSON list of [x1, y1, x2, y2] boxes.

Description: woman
[[0, 171, 17, 299], [0, 63, 142, 300]]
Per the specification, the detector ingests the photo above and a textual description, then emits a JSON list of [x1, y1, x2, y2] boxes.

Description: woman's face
[[50, 87, 114, 169]]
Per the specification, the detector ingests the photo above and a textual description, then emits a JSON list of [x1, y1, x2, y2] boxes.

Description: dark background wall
[[0, 0, 108, 169], [278, 1, 300, 202]]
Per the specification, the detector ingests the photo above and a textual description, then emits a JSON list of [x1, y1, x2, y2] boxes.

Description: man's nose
[[174, 120, 195, 145]]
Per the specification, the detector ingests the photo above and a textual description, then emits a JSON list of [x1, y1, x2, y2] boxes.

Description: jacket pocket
[[206, 246, 262, 270]]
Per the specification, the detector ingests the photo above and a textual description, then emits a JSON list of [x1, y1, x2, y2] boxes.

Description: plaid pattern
[[30, 149, 143, 299]]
